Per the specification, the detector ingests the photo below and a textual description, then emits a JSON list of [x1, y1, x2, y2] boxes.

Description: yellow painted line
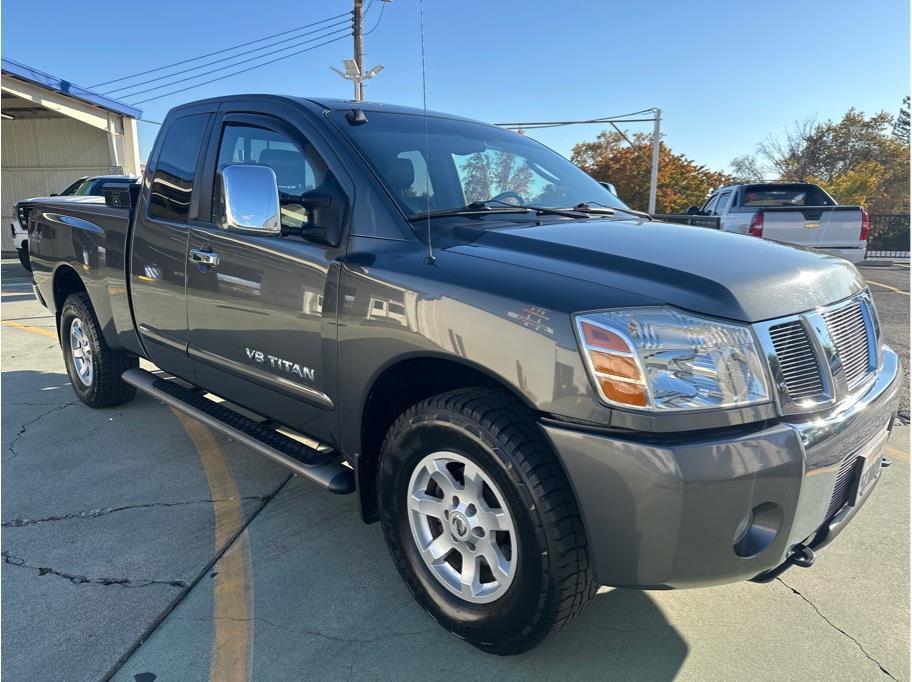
[[171, 409, 253, 682], [885, 445, 910, 463], [1, 320, 58, 339], [867, 280, 910, 296]]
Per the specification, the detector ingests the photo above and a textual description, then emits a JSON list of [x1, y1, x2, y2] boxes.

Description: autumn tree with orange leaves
[[571, 131, 732, 213]]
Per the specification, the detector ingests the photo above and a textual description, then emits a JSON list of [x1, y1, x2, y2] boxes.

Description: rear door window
[[713, 191, 732, 215], [148, 114, 209, 223]]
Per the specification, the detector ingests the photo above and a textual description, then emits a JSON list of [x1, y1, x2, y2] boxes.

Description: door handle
[[189, 248, 219, 267]]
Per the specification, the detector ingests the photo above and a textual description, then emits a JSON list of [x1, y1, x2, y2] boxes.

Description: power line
[[89, 10, 351, 89], [364, 0, 386, 35], [122, 26, 352, 102], [502, 118, 655, 130], [106, 20, 351, 97], [495, 110, 657, 129], [130, 32, 351, 106]]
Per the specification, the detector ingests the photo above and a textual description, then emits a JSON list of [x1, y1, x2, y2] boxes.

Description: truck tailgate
[[761, 206, 863, 248]]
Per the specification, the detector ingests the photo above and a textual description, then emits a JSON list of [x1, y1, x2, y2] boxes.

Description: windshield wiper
[[471, 200, 589, 219], [572, 201, 653, 220], [408, 200, 589, 222]]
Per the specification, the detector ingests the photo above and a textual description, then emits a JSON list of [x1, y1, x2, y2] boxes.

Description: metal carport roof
[[1, 57, 141, 119]]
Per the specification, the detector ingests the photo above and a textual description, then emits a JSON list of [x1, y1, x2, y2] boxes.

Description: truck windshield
[[331, 110, 628, 218]]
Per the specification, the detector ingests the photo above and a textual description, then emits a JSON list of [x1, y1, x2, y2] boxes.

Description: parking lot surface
[[2, 258, 909, 681]]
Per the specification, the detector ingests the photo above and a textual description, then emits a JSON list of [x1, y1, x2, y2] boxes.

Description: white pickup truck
[[691, 183, 869, 263]]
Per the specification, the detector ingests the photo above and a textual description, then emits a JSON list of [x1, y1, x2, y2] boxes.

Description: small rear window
[[148, 114, 209, 223], [740, 184, 833, 207]]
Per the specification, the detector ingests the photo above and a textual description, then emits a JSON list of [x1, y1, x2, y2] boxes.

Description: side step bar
[[122, 368, 354, 494]]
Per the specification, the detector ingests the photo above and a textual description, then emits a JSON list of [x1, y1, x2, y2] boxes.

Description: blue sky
[[2, 0, 908, 170]]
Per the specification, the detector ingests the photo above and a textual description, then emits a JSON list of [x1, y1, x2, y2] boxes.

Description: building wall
[[1, 117, 122, 251]]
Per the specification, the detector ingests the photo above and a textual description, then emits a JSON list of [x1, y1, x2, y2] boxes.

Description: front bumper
[[541, 345, 901, 589]]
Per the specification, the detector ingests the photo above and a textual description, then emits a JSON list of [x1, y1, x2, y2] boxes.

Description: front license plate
[[850, 430, 889, 506]]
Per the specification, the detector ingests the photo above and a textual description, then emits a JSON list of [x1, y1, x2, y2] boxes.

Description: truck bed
[[28, 196, 137, 351]]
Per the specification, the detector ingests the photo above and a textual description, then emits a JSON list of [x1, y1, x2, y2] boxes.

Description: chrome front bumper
[[541, 345, 901, 589]]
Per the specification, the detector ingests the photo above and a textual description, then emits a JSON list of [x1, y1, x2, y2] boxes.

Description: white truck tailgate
[[761, 207, 862, 248]]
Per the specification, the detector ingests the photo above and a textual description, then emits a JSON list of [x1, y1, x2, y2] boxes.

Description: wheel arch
[[52, 264, 88, 325], [354, 352, 538, 523], [51, 263, 118, 348]]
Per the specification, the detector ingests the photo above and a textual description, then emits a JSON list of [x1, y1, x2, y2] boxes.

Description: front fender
[[335, 236, 641, 458]]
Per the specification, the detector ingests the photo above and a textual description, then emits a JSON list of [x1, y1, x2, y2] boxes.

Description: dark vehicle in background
[[22, 96, 900, 654], [10, 175, 137, 269], [55, 175, 140, 197]]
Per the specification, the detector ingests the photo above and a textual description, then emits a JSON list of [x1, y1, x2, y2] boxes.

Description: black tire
[[16, 245, 30, 272], [60, 292, 138, 408], [378, 387, 596, 655]]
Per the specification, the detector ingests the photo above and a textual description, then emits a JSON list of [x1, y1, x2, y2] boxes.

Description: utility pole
[[332, 0, 388, 101], [648, 108, 661, 214], [353, 0, 364, 101]]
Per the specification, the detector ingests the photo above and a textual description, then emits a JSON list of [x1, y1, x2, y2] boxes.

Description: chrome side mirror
[[218, 164, 281, 235]]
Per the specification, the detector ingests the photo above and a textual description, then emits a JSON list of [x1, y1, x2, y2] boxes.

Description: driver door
[[185, 112, 343, 442]]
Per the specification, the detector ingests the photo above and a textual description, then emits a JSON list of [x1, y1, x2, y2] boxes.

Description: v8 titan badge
[[245, 347, 315, 382]]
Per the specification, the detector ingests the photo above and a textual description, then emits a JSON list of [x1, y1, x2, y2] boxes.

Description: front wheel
[[60, 293, 138, 408], [378, 388, 596, 655]]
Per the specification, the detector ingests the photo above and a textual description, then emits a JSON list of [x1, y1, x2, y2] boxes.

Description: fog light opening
[[733, 502, 782, 558]]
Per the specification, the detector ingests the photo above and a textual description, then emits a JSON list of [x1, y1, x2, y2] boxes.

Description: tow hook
[[790, 545, 815, 569], [881, 457, 893, 468]]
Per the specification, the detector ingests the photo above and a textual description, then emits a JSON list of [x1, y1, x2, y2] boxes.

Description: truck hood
[[446, 219, 867, 322]]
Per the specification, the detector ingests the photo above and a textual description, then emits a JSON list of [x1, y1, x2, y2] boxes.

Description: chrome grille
[[16, 204, 32, 228], [822, 300, 871, 389], [768, 321, 824, 399]]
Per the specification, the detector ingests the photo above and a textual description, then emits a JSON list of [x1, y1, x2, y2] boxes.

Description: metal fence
[[866, 214, 910, 259]]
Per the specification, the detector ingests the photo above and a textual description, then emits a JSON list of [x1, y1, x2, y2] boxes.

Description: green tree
[[461, 153, 492, 203], [572, 131, 732, 213], [893, 96, 910, 145], [734, 109, 910, 213], [461, 151, 535, 203]]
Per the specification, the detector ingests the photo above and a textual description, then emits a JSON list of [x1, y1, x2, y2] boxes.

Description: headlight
[[574, 308, 770, 412]]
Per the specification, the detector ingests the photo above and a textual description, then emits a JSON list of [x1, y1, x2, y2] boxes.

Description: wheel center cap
[[449, 511, 470, 540]]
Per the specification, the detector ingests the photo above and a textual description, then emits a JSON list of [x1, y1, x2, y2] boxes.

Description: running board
[[122, 368, 354, 494]]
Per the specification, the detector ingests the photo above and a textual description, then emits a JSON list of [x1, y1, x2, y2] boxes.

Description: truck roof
[[167, 94, 486, 126]]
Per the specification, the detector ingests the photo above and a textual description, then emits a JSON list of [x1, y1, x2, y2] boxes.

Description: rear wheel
[[378, 388, 596, 655], [60, 293, 137, 408]]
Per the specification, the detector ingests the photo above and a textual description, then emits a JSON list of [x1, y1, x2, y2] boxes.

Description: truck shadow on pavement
[[0, 367, 689, 680], [210, 477, 690, 680]]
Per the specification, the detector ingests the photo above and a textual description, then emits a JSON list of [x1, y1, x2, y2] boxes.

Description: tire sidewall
[[379, 415, 550, 647], [60, 299, 97, 403]]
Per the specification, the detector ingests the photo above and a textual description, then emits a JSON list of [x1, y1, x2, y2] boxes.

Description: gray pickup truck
[[23, 95, 901, 654]]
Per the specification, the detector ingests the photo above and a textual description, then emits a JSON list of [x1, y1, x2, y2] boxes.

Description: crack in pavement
[[777, 577, 898, 679], [2, 551, 188, 589], [103, 475, 294, 681], [3, 400, 79, 462], [2, 496, 274, 528]]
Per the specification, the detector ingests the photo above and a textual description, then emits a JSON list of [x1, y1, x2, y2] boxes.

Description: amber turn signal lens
[[599, 377, 648, 407], [590, 350, 640, 380], [581, 322, 630, 352]]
